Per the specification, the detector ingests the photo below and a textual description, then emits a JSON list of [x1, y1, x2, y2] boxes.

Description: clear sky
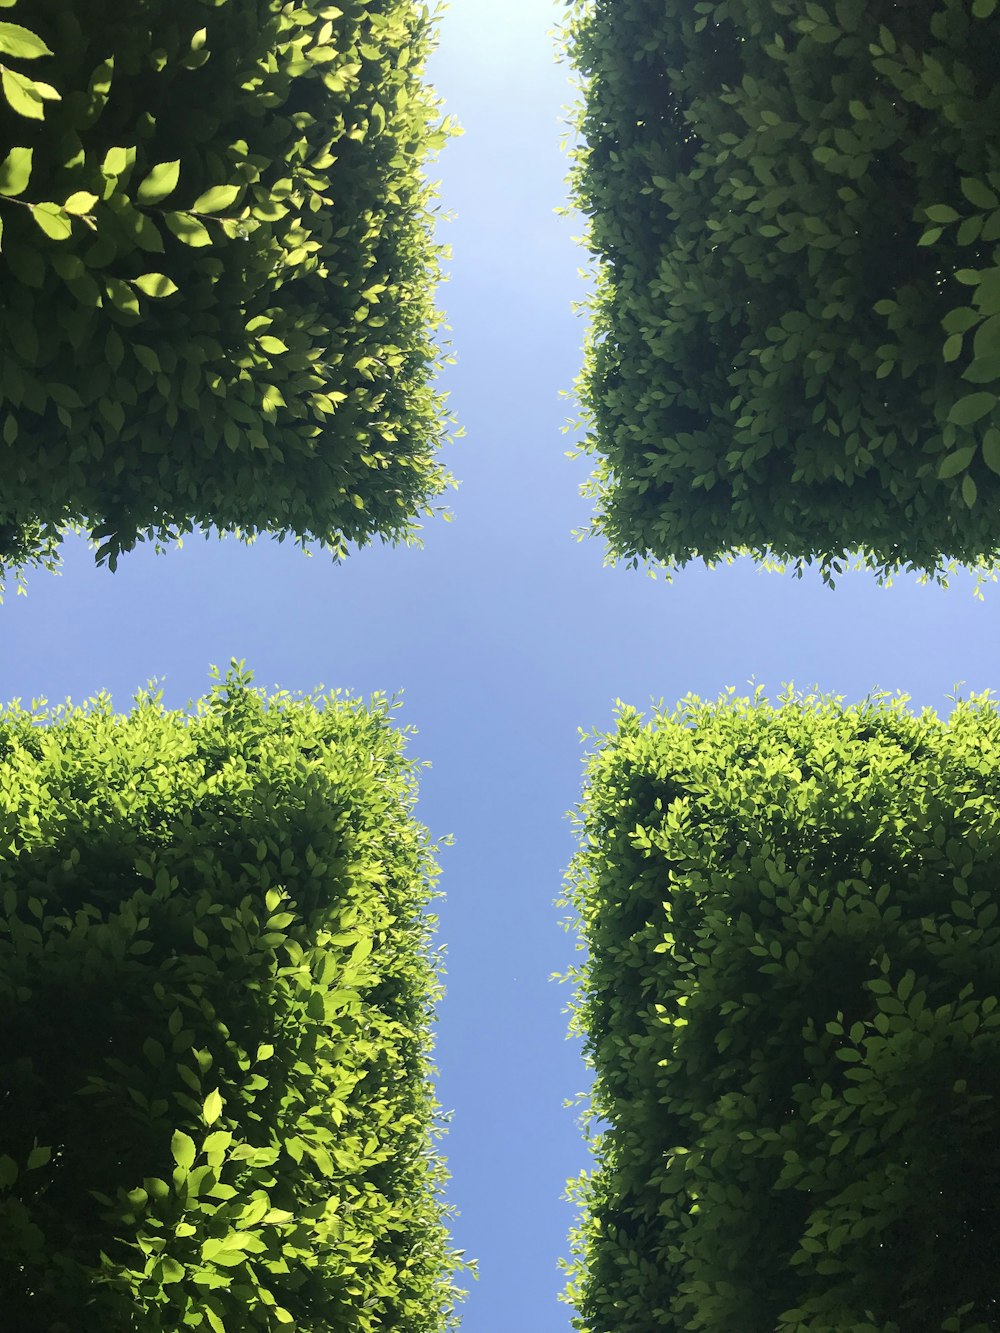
[[3, 1, 1000, 1329]]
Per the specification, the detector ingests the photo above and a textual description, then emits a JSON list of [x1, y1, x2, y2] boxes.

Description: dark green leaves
[[564, 691, 1000, 1332], [564, 0, 1000, 586]]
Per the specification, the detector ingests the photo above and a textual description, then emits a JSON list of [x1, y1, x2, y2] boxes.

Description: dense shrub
[[0, 663, 464, 1332], [0, 0, 455, 595], [564, 0, 1000, 585], [563, 689, 1000, 1331]]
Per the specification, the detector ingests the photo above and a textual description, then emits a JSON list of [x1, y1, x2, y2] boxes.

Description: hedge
[[563, 0, 1000, 586], [0, 663, 464, 1332], [0, 0, 455, 596], [562, 689, 1000, 1331]]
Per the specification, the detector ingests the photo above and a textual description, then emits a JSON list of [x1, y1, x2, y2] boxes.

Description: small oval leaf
[[132, 272, 178, 298], [136, 159, 180, 206], [191, 184, 239, 214], [0, 145, 31, 197]]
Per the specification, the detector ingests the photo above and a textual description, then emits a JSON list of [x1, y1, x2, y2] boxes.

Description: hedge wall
[[0, 0, 455, 595], [564, 0, 1000, 585], [0, 663, 463, 1332], [563, 690, 1000, 1331]]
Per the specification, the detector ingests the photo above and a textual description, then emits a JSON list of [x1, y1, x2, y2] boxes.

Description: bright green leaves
[[0, 0, 456, 601], [63, 190, 97, 215], [1, 64, 58, 118], [165, 210, 212, 247], [131, 272, 178, 298], [0, 21, 51, 59], [136, 159, 180, 205], [101, 145, 128, 177], [0, 144, 31, 196], [31, 202, 72, 240], [0, 17, 60, 121], [0, 667, 465, 1328], [190, 184, 240, 214], [202, 1088, 224, 1125], [171, 1130, 197, 1171]]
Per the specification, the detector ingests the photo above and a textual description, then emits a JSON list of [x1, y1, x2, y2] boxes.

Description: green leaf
[[972, 0, 996, 19], [165, 210, 212, 247], [26, 1144, 51, 1170], [924, 204, 959, 223], [983, 428, 1000, 475], [942, 334, 963, 363], [975, 314, 1000, 359], [31, 202, 72, 241], [963, 474, 978, 507], [937, 446, 975, 478], [917, 227, 942, 247], [136, 160, 180, 206], [976, 270, 1000, 317], [948, 392, 997, 425], [258, 336, 288, 355], [203, 1087, 224, 1125], [63, 190, 98, 215], [942, 307, 980, 335], [172, 1129, 196, 1170], [1, 66, 44, 118], [132, 272, 178, 298], [102, 146, 129, 176], [159, 1256, 185, 1284], [0, 145, 31, 196], [191, 184, 240, 214], [0, 21, 53, 59], [963, 356, 1000, 385]]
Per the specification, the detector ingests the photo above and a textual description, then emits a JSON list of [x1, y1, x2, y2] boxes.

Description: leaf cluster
[[0, 0, 457, 594], [563, 0, 1000, 585], [0, 663, 464, 1331], [562, 689, 1000, 1330]]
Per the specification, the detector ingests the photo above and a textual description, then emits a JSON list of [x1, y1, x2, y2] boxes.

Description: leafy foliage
[[0, 663, 465, 1331], [562, 689, 1000, 1331], [563, 0, 1000, 585], [0, 0, 457, 596]]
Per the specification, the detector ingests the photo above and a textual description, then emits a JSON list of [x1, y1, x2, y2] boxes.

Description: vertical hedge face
[[564, 0, 1000, 584], [0, 665, 463, 1332], [0, 0, 455, 593], [563, 692, 1000, 1331]]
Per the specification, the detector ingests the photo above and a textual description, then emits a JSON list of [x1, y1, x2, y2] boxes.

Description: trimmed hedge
[[0, 0, 455, 595], [0, 663, 464, 1332], [563, 690, 1000, 1331], [564, 0, 1000, 585]]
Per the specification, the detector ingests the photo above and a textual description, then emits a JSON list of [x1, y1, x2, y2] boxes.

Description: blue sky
[[3, 1, 1000, 1329]]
